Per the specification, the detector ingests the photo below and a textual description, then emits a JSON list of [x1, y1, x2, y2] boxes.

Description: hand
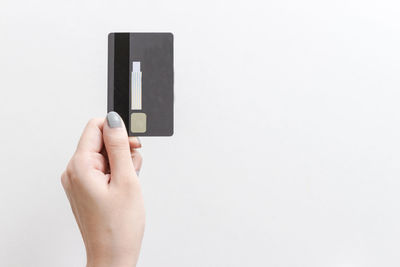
[[61, 112, 145, 267]]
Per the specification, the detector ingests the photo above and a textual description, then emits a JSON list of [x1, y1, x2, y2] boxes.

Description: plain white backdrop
[[1, 0, 400, 266]]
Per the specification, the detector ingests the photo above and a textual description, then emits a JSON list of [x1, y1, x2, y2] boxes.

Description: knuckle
[[65, 161, 74, 178], [113, 174, 134, 189], [71, 153, 87, 167], [124, 176, 141, 191], [66, 153, 87, 184], [87, 118, 100, 127], [108, 137, 128, 151], [61, 171, 70, 190]]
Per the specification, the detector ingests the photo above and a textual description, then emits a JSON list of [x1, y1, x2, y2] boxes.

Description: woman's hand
[[61, 112, 145, 267]]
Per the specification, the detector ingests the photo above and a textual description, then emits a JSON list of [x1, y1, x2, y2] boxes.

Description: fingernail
[[107, 111, 122, 128], [137, 137, 141, 145], [136, 169, 140, 176]]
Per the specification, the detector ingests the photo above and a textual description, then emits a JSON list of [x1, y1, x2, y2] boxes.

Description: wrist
[[86, 249, 137, 267], [87, 257, 136, 267]]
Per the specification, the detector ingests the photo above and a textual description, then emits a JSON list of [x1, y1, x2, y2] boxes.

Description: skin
[[61, 117, 145, 267]]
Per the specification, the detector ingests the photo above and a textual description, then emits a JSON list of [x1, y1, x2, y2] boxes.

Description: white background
[[1, 0, 400, 266]]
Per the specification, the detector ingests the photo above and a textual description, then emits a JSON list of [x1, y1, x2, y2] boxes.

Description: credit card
[[108, 32, 174, 136]]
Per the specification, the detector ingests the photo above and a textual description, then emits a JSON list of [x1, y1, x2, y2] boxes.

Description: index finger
[[76, 118, 105, 153]]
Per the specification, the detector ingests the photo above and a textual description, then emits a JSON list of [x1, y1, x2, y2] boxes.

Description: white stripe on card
[[131, 61, 142, 110]]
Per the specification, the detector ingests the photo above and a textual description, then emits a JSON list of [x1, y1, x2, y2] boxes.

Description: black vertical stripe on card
[[113, 33, 130, 127]]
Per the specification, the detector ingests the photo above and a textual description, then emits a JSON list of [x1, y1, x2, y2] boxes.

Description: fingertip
[[131, 149, 143, 174], [106, 111, 123, 129], [129, 137, 142, 148], [103, 112, 129, 139]]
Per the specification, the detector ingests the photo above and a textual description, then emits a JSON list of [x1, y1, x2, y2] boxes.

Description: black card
[[108, 32, 174, 136]]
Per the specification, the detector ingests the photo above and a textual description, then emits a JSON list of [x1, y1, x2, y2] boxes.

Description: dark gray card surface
[[108, 32, 174, 136]]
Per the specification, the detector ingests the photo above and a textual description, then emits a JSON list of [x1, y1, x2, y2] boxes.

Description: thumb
[[103, 111, 135, 182]]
